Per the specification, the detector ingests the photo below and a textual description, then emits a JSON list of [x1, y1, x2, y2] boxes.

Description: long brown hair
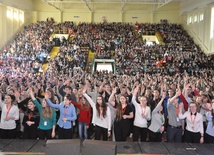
[[25, 100, 39, 117], [7, 94, 16, 104], [96, 95, 107, 118], [46, 88, 55, 103], [115, 95, 128, 121], [42, 99, 53, 118]]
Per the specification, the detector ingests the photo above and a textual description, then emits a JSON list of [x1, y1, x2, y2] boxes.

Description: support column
[[59, 10, 62, 23], [151, 12, 154, 23], [120, 11, 123, 23]]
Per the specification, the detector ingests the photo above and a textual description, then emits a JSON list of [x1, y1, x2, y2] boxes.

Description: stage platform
[[0, 139, 214, 155]]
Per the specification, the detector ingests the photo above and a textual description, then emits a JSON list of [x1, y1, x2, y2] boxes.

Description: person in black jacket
[[21, 99, 40, 139]]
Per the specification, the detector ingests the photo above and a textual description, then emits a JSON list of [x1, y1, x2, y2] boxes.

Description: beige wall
[[63, 11, 91, 24], [31, 1, 182, 24], [123, 12, 151, 23], [152, 2, 182, 23], [37, 11, 61, 22], [32, 0, 58, 12], [0, 0, 33, 11], [92, 11, 121, 23]]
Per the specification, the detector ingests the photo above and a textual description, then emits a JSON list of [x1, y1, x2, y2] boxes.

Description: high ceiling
[[42, 0, 179, 12]]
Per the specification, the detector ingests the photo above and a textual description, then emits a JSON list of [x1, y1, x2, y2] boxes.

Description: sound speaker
[[46, 139, 80, 155], [82, 140, 116, 155]]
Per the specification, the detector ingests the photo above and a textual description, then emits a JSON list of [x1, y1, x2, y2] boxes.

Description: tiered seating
[[86, 51, 96, 72]]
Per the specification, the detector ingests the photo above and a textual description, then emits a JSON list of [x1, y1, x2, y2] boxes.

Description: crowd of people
[[0, 19, 214, 145]]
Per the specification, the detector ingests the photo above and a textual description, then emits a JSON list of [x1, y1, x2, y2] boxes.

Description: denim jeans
[[78, 122, 88, 141]]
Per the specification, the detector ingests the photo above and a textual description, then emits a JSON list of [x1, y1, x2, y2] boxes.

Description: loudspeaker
[[46, 139, 80, 155], [82, 140, 116, 155]]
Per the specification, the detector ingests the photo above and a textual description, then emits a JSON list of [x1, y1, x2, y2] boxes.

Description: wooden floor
[[0, 139, 214, 155]]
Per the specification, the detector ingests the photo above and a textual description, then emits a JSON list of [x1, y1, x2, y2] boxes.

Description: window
[[199, 13, 204, 21], [13, 11, 18, 20], [188, 16, 192, 24], [194, 15, 198, 22], [7, 7, 24, 23], [7, 9, 12, 18], [19, 11, 24, 23]]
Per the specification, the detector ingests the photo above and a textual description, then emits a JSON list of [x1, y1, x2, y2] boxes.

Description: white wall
[[181, 0, 214, 55]]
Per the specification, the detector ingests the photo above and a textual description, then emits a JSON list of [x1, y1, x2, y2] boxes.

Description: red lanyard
[[175, 106, 179, 116], [28, 114, 32, 121], [122, 106, 127, 115], [6, 105, 12, 117]]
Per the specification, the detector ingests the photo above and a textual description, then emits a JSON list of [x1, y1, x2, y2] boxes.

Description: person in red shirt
[[71, 97, 91, 141]]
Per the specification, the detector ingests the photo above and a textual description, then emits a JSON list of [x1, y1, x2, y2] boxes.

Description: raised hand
[[135, 86, 139, 92], [161, 92, 166, 100], [112, 87, 117, 94], [15, 91, 20, 99], [28, 88, 36, 100], [132, 85, 139, 96], [175, 89, 181, 97], [28, 88, 33, 95], [82, 85, 87, 94]]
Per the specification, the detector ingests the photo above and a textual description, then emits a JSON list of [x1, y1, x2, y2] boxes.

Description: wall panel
[[37, 11, 61, 22], [123, 12, 151, 23], [63, 11, 91, 24], [153, 12, 182, 23], [93, 11, 121, 23]]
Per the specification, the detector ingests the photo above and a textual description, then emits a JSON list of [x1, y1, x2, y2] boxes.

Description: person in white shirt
[[179, 102, 204, 143], [82, 85, 111, 141], [0, 94, 19, 139], [132, 86, 151, 142]]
